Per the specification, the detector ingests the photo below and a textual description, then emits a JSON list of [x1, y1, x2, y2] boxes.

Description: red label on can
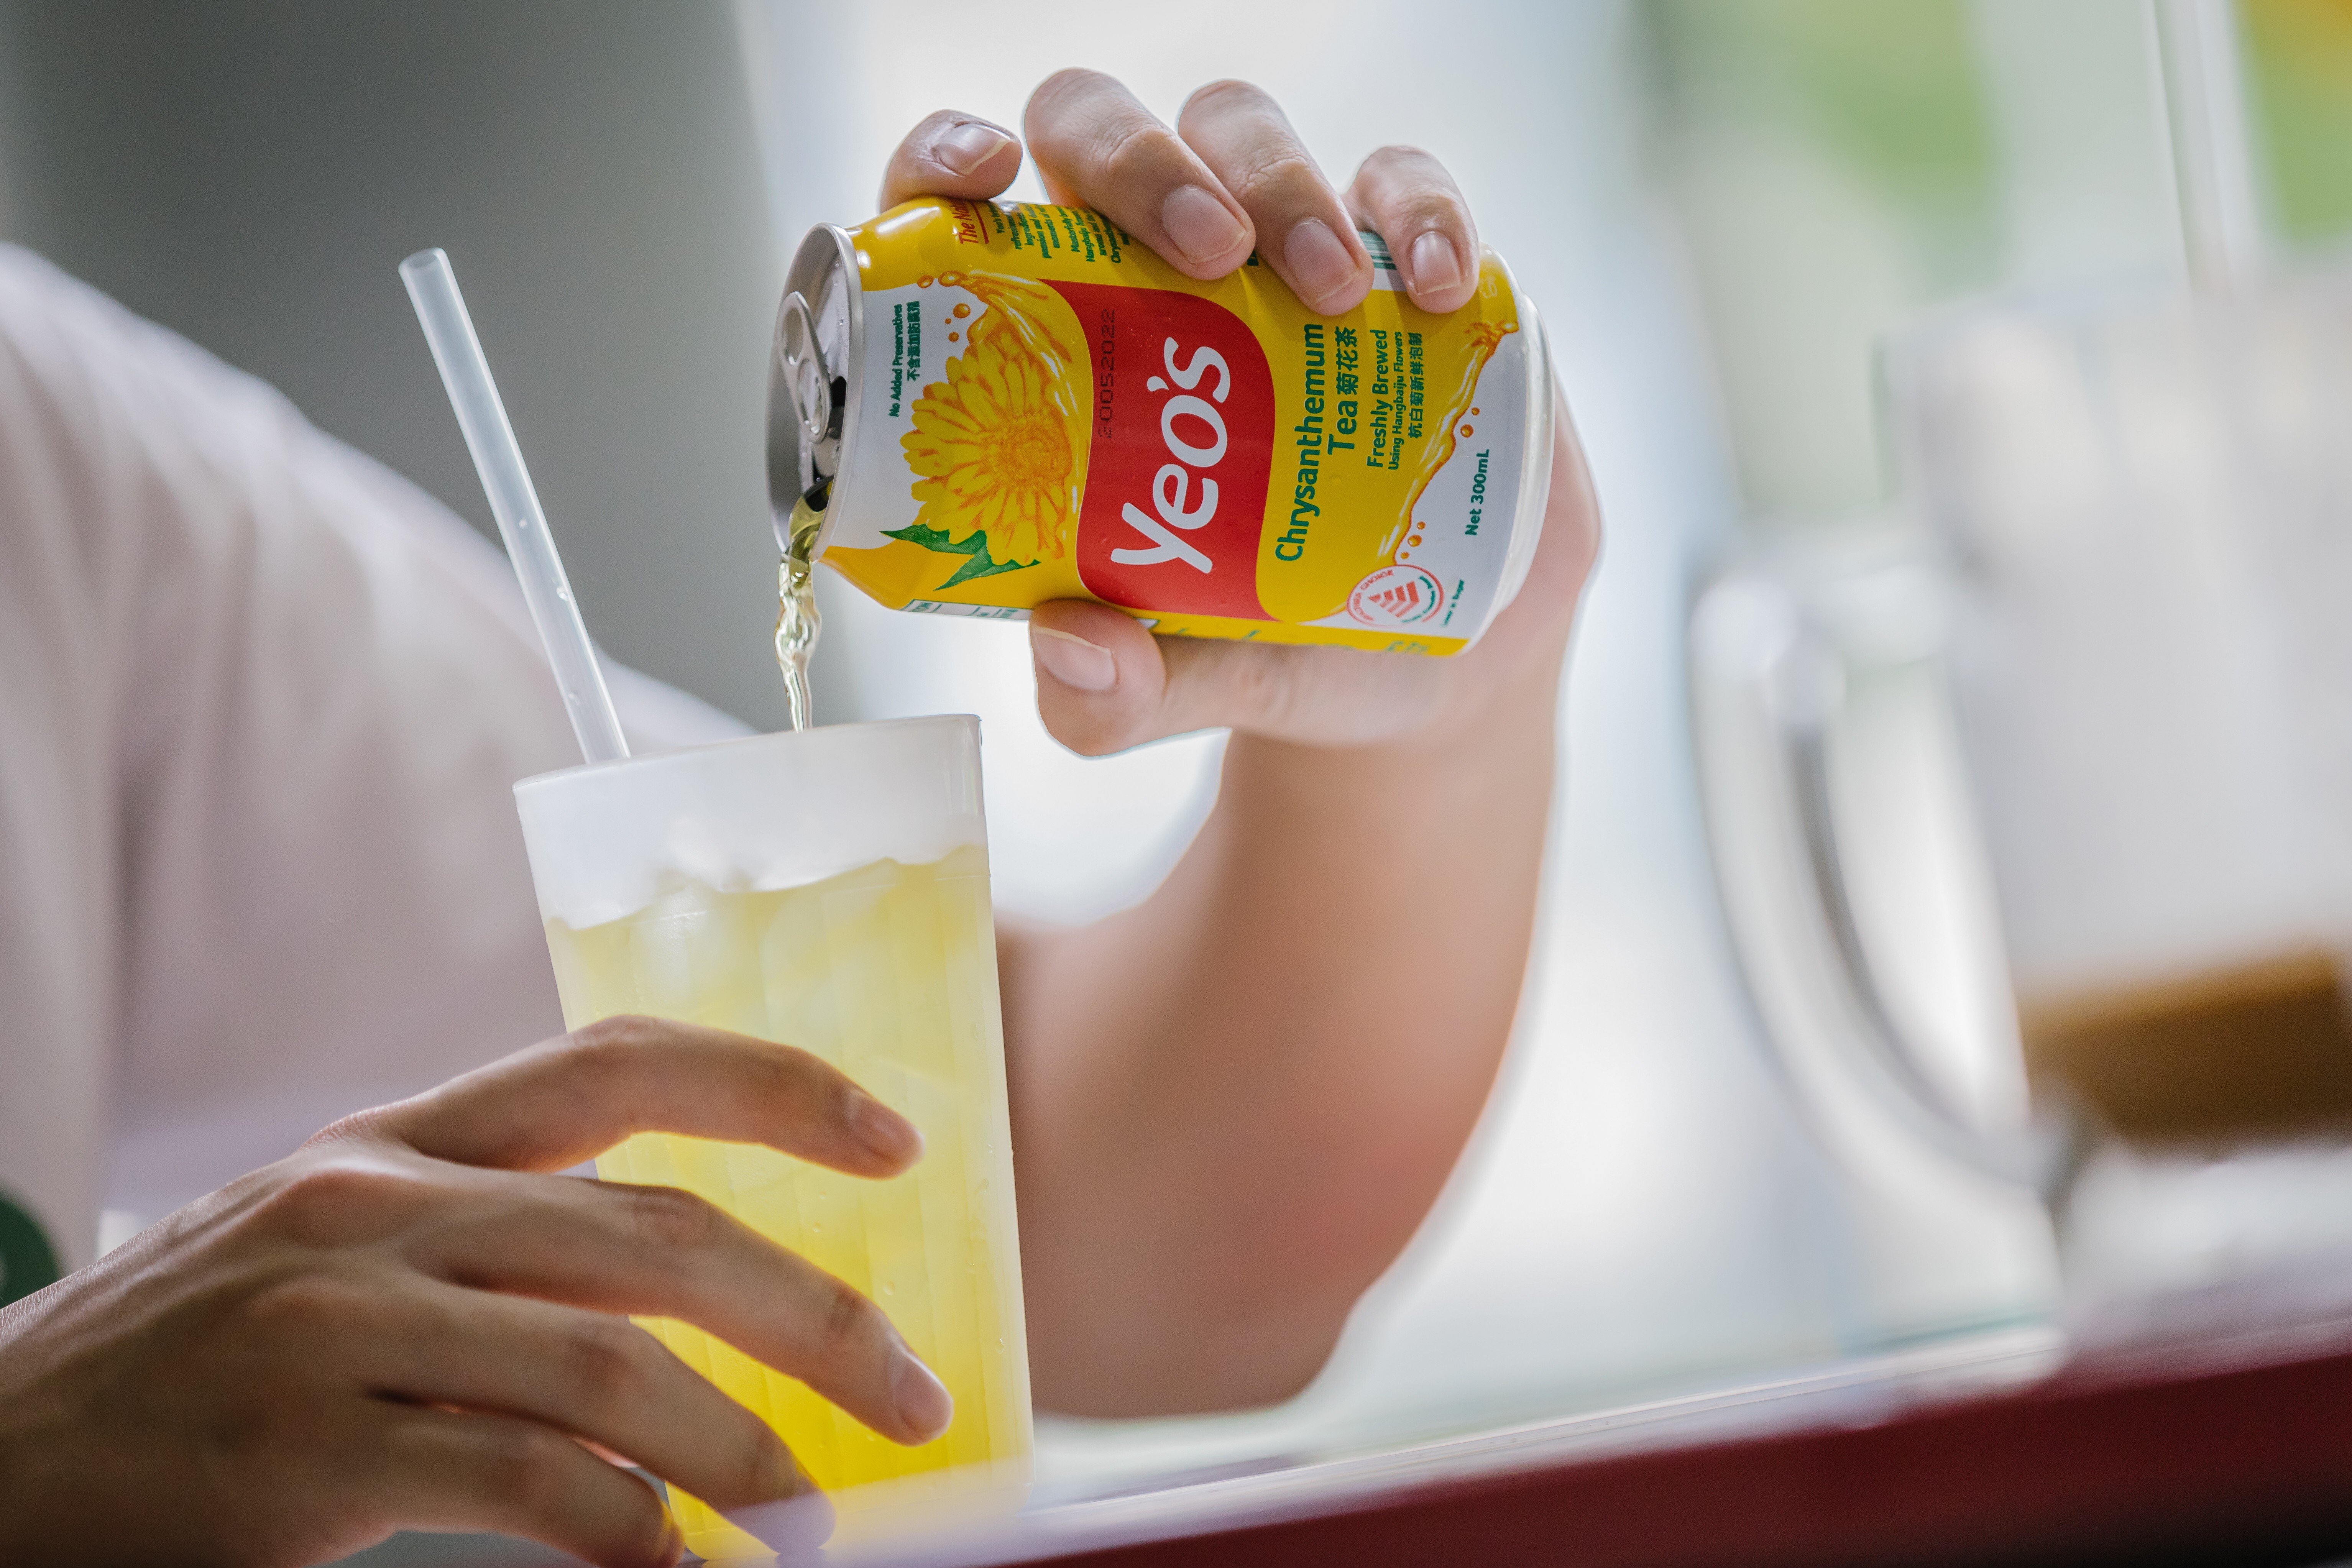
[[1047, 280, 1274, 620]]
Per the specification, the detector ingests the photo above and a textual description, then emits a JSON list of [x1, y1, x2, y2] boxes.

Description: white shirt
[[0, 245, 742, 1277]]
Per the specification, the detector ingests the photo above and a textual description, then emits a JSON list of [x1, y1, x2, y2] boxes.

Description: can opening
[[777, 292, 845, 508]]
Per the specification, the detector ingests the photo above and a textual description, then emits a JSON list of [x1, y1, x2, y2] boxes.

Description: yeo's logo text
[[1049, 281, 1274, 620]]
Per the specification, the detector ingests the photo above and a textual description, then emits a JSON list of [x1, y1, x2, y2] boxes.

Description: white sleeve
[[0, 245, 747, 1265]]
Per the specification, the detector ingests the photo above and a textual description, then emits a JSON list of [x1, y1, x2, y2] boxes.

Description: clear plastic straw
[[400, 247, 630, 765], [2152, 0, 2262, 290]]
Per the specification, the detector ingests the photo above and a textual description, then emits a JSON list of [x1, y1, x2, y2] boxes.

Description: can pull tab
[[777, 291, 846, 499]]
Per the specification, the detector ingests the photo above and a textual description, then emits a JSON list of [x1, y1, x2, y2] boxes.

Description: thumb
[[878, 110, 1023, 210], [1030, 601, 1331, 752], [1028, 601, 1171, 755]]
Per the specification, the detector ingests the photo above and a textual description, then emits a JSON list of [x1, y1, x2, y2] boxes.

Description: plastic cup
[[512, 717, 1030, 1558]]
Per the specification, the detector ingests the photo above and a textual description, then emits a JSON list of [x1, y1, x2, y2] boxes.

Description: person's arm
[[879, 74, 1601, 1415], [1009, 492, 1585, 1415]]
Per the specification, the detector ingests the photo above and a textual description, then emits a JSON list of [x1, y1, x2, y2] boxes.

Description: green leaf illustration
[[884, 522, 1036, 589]]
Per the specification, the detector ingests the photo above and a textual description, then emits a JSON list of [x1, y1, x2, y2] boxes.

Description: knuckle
[[756, 1038, 824, 1088], [738, 1423, 796, 1502], [621, 1509, 677, 1568], [1043, 699, 1140, 757], [761, 1045, 843, 1118], [1092, 116, 1182, 192], [570, 1012, 662, 1058], [253, 1158, 417, 1245], [476, 1420, 577, 1518], [560, 1318, 652, 1411], [1358, 145, 1463, 210], [1400, 192, 1470, 232], [1224, 149, 1322, 210], [241, 1272, 367, 1343], [1230, 652, 1289, 726], [1241, 647, 1313, 733], [564, 1016, 667, 1107], [1163, 639, 1267, 728], [819, 1276, 877, 1363], [302, 1105, 394, 1151], [625, 1183, 721, 1254]]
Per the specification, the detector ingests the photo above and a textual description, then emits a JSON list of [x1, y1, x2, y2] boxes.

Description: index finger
[[337, 1016, 924, 1177], [1023, 68, 1256, 279]]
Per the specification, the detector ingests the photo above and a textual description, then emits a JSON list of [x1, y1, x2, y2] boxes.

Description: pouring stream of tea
[[775, 490, 825, 731]]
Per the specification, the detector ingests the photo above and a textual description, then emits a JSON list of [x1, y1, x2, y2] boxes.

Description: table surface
[[336, 1310, 2352, 1567], [838, 1315, 2352, 1568]]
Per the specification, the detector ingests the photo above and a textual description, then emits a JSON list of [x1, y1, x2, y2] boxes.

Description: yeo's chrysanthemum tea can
[[769, 197, 1552, 655]]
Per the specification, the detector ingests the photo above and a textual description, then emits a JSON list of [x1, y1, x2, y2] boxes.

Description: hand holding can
[[775, 83, 1561, 664]]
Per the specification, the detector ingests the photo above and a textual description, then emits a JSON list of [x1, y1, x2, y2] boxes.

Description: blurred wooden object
[[870, 1318, 2352, 1568]]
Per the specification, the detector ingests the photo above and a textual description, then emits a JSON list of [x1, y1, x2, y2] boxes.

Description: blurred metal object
[[1770, 586, 2083, 1199], [1692, 540, 2069, 1198], [1698, 263, 2352, 1349]]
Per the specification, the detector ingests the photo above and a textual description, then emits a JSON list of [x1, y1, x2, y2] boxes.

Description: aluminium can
[[769, 197, 1553, 655]]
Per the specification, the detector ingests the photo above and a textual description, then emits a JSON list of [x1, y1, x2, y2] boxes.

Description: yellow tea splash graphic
[[1388, 318, 1517, 564]]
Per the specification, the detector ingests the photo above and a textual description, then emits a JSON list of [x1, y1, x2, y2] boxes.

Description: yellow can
[[770, 198, 1553, 655]]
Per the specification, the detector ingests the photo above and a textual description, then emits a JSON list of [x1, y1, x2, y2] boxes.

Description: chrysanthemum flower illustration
[[903, 334, 1076, 565], [900, 279, 1087, 566]]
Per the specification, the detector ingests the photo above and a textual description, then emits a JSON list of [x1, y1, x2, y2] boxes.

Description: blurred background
[[7, 0, 2352, 1522]]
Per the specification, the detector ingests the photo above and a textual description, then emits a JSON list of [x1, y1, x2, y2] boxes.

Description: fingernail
[[892, 1346, 954, 1441], [1286, 217, 1359, 310], [847, 1091, 923, 1164], [1032, 626, 1117, 691], [1409, 230, 1464, 299], [654, 1518, 687, 1567], [1162, 184, 1247, 266], [936, 121, 1010, 177]]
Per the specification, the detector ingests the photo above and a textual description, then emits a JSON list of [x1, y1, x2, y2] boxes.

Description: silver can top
[[766, 225, 861, 555]]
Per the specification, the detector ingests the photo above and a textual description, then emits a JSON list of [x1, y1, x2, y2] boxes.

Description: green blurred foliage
[[1644, 0, 2001, 287], [2242, 0, 2352, 247], [1634, 0, 2352, 522]]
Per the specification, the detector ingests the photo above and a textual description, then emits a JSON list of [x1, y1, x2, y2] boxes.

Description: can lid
[[767, 225, 861, 558]]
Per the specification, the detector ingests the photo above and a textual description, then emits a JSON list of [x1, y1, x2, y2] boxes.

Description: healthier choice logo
[[1050, 281, 1274, 620], [1347, 564, 1446, 627]]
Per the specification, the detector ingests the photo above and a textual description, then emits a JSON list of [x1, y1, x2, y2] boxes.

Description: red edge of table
[[1019, 1332, 2352, 1568]]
